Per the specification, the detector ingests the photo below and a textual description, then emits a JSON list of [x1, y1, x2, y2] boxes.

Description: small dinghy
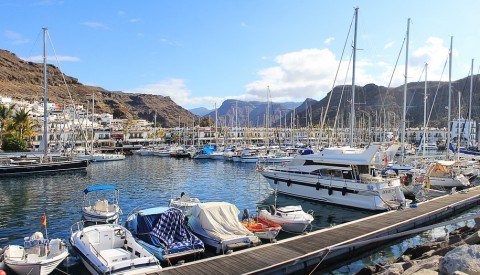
[[258, 205, 314, 233], [187, 202, 261, 254], [125, 206, 204, 263], [3, 232, 68, 275], [82, 185, 122, 224], [241, 209, 281, 242], [70, 222, 161, 275]]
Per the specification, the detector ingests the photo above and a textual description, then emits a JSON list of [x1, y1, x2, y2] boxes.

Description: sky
[[2, 1, 480, 110]]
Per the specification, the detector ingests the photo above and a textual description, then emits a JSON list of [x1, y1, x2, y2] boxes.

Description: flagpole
[[42, 213, 48, 240]]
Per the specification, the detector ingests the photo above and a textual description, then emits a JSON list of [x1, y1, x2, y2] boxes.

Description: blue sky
[[2, 1, 480, 110]]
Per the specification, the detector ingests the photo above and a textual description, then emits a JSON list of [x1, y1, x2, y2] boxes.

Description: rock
[[355, 266, 375, 275], [464, 231, 480, 245], [409, 269, 438, 274], [439, 244, 480, 275], [404, 255, 441, 275], [377, 263, 404, 275], [404, 242, 444, 259]]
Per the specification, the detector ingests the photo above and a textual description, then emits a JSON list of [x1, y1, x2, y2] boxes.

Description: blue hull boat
[[125, 207, 204, 264]]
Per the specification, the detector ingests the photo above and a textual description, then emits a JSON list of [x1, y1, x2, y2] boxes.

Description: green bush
[[2, 135, 28, 152]]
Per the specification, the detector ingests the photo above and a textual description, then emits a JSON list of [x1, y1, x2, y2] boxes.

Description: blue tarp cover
[[83, 185, 117, 194], [137, 207, 203, 254]]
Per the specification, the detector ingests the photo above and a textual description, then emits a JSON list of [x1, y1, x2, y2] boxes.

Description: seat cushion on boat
[[6, 245, 24, 259], [99, 248, 130, 265], [94, 200, 109, 212]]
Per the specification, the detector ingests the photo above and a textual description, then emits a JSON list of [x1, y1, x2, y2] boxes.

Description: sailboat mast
[[447, 36, 453, 159], [401, 18, 410, 164], [423, 63, 428, 157], [91, 93, 95, 151], [350, 7, 358, 148], [43, 28, 48, 158], [469, 59, 474, 121]]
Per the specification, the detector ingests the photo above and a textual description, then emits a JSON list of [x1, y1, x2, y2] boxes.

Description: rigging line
[[332, 51, 353, 144], [426, 55, 448, 128], [403, 66, 427, 119], [319, 9, 355, 146], [46, 30, 81, 154], [380, 36, 406, 109]]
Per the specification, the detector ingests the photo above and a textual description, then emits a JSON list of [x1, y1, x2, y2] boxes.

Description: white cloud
[[129, 18, 141, 23], [384, 41, 395, 49], [21, 55, 80, 62], [82, 22, 110, 30], [4, 30, 29, 45], [127, 79, 192, 106], [240, 22, 248, 28], [324, 37, 334, 45], [245, 48, 345, 101], [118, 10, 126, 16]]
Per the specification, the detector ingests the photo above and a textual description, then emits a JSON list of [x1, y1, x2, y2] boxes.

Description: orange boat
[[241, 217, 282, 242]]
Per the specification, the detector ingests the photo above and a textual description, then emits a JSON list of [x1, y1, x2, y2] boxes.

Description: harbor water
[[1, 155, 478, 274]]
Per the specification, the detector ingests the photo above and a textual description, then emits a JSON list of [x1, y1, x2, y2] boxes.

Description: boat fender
[[328, 187, 333, 196], [286, 180, 291, 187], [316, 182, 320, 190], [274, 180, 278, 185], [342, 187, 347, 196]]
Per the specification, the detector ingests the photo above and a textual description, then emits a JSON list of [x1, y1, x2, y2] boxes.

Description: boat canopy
[[138, 207, 203, 252], [83, 185, 117, 194], [189, 202, 253, 240]]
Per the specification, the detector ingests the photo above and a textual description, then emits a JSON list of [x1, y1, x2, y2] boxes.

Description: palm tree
[[0, 104, 15, 147], [11, 108, 33, 141]]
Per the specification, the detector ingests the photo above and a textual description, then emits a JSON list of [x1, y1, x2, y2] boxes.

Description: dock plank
[[154, 187, 480, 274]]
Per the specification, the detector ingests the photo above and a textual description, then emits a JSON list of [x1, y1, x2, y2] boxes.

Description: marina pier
[[150, 186, 480, 274]]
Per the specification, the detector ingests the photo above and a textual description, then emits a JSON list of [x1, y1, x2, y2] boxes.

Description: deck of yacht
[[146, 186, 480, 274]]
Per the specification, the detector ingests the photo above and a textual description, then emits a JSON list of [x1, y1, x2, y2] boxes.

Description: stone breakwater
[[357, 225, 480, 275]]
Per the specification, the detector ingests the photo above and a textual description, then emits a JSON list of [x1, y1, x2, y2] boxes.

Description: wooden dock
[[149, 186, 480, 274]]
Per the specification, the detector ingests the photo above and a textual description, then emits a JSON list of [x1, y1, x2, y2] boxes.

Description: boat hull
[[261, 170, 404, 211], [4, 245, 68, 275], [0, 159, 89, 177]]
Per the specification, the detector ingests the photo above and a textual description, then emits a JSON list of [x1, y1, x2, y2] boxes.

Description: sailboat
[[0, 28, 89, 177]]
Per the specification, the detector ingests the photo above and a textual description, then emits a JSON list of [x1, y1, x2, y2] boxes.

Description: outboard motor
[[242, 209, 250, 221], [269, 205, 276, 215]]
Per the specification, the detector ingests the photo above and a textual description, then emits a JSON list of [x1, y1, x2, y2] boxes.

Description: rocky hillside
[[0, 49, 196, 127], [291, 75, 480, 128]]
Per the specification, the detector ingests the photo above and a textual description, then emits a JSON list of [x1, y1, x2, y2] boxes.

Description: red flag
[[384, 155, 388, 166], [41, 213, 47, 228]]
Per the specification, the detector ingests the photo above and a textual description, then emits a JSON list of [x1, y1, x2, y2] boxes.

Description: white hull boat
[[4, 232, 68, 275], [259, 144, 407, 211], [70, 223, 161, 275], [258, 205, 313, 233], [82, 185, 122, 223]]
